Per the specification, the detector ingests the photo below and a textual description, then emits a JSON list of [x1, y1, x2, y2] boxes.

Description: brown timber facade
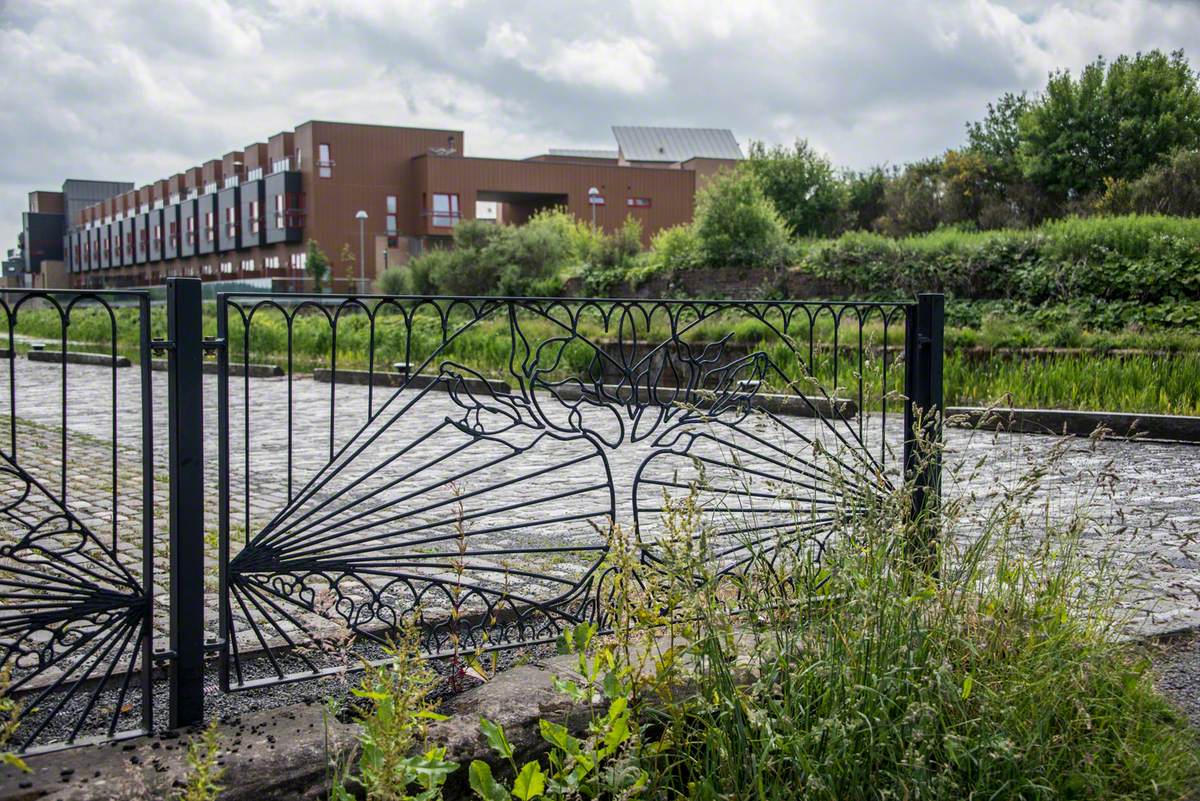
[[42, 121, 735, 289]]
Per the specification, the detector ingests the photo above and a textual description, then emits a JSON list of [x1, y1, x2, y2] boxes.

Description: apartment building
[[13, 122, 741, 289]]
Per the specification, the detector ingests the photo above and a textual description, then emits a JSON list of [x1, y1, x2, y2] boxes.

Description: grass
[[7, 299, 1200, 416], [328, 423, 1200, 799]]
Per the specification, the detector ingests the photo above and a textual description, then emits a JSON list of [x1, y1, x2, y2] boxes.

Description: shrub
[[376, 265, 407, 296], [799, 214, 1200, 304], [580, 216, 645, 294], [744, 139, 845, 236], [648, 223, 702, 273], [693, 168, 793, 269], [1096, 148, 1200, 217], [305, 239, 331, 293]]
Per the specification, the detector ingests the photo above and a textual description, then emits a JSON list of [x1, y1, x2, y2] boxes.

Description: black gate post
[[166, 277, 205, 727], [903, 293, 945, 562]]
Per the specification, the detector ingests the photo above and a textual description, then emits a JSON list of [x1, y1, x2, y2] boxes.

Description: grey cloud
[[2, 0, 1199, 250]]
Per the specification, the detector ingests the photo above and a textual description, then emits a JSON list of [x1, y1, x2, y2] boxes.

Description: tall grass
[[9, 301, 1200, 415], [601, 426, 1200, 798], [946, 352, 1200, 415]]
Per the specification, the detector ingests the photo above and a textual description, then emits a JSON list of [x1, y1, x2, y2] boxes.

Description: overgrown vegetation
[[175, 722, 225, 801], [10, 297, 1200, 416], [330, 429, 1200, 798]]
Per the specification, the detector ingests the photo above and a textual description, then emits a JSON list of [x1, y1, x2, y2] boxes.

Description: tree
[[1019, 49, 1200, 199], [339, 244, 356, 291], [304, 239, 330, 293], [965, 91, 1031, 184], [840, 166, 891, 232], [876, 158, 946, 236], [693, 168, 792, 268], [743, 139, 843, 237]]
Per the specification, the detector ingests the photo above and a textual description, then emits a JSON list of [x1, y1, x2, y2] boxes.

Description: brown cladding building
[[37, 122, 741, 289]]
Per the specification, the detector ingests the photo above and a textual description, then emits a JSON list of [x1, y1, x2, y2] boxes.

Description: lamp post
[[382, 249, 389, 273], [355, 210, 367, 293], [587, 186, 600, 228]]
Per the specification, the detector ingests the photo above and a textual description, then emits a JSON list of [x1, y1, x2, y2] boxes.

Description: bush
[[800, 214, 1200, 304], [744, 139, 845, 236], [580, 216, 644, 294], [648, 223, 702, 273], [1097, 148, 1200, 217], [376, 265, 407, 296], [694, 168, 793, 269]]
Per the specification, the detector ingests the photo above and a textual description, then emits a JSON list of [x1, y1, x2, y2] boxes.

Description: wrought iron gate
[[0, 279, 943, 753]]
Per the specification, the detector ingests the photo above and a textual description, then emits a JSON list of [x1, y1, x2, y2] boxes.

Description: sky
[[2, 0, 1199, 250]]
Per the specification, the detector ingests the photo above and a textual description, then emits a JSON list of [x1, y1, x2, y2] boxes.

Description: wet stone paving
[[2, 358, 1200, 706]]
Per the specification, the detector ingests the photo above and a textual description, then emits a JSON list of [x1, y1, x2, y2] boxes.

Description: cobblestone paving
[[2, 358, 1199, 668]]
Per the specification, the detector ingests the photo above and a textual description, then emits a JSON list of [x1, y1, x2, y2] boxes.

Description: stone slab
[[949, 406, 1200, 443], [27, 351, 131, 368]]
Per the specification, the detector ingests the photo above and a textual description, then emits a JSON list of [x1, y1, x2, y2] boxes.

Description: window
[[626, 197, 652, 208], [154, 223, 162, 250], [318, 143, 333, 178], [204, 182, 218, 195], [290, 251, 307, 271], [186, 216, 196, 245], [263, 255, 280, 271], [431, 193, 459, 227], [386, 195, 397, 233], [225, 206, 237, 238], [246, 167, 263, 181], [169, 221, 178, 248], [140, 228, 148, 252], [241, 258, 256, 272], [249, 200, 261, 234], [220, 261, 233, 274], [277, 192, 305, 228], [126, 231, 134, 255], [205, 211, 215, 242]]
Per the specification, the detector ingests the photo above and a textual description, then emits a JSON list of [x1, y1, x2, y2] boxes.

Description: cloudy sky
[[2, 0, 1198, 249]]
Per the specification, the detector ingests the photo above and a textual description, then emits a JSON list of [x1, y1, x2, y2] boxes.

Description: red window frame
[[169, 221, 178, 248], [205, 211, 215, 242], [430, 193, 460, 227], [250, 200, 260, 234], [626, 197, 652, 208], [187, 216, 196, 245], [225, 206, 238, 238]]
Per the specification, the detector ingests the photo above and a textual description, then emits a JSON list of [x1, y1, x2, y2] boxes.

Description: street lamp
[[587, 187, 600, 228], [355, 210, 368, 293], [382, 249, 389, 273]]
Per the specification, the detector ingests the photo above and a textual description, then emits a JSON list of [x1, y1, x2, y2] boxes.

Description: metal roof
[[547, 148, 619, 159], [612, 126, 742, 163]]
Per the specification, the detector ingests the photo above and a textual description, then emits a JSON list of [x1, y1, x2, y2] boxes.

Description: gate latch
[[149, 339, 174, 353]]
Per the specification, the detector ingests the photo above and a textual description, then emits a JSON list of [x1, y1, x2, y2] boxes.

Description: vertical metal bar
[[138, 294, 154, 734], [216, 293, 232, 691], [166, 277, 205, 727], [903, 293, 945, 563]]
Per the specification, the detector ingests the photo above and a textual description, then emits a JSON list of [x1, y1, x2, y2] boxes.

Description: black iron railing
[[0, 280, 943, 752]]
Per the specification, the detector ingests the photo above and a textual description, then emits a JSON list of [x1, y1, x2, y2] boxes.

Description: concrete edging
[[947, 406, 1200, 443], [26, 350, 131, 368]]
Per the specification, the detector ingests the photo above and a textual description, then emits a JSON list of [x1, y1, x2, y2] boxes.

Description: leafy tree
[[966, 91, 1032, 184], [1096, 147, 1200, 216], [876, 158, 946, 236], [840, 166, 891, 233], [339, 243, 357, 291], [1019, 49, 1200, 199], [693, 168, 792, 268], [304, 239, 330, 293], [743, 139, 843, 236]]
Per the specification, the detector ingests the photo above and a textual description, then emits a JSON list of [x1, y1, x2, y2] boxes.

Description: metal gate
[[0, 279, 943, 752]]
